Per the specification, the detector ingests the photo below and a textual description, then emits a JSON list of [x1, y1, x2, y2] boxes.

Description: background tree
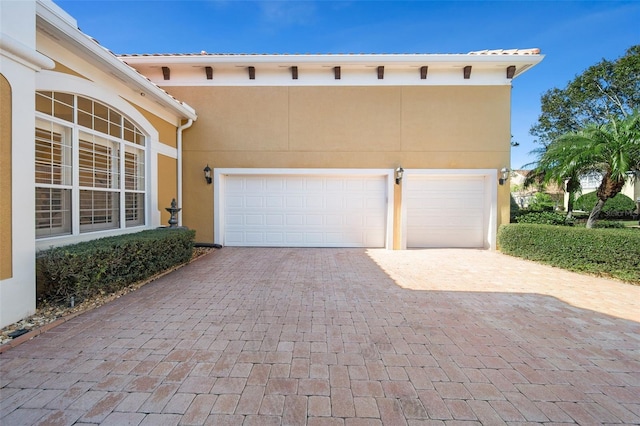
[[530, 45, 640, 147], [526, 148, 583, 219], [535, 112, 640, 228]]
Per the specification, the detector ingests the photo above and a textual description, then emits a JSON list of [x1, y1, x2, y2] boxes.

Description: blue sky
[[55, 0, 639, 169]]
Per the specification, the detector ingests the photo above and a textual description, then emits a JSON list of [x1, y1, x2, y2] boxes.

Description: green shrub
[[574, 192, 636, 214], [514, 211, 574, 226], [527, 192, 557, 212], [509, 194, 520, 223], [498, 224, 640, 283], [36, 228, 195, 304]]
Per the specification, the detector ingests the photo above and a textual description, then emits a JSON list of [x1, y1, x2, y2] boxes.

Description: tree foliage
[[530, 45, 640, 147], [535, 112, 640, 228], [527, 192, 557, 211]]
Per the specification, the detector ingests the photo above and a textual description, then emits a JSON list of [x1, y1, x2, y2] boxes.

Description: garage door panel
[[407, 208, 483, 222], [225, 231, 243, 244], [326, 215, 342, 226], [326, 233, 344, 243], [226, 196, 244, 208], [266, 233, 284, 243], [266, 215, 283, 226], [285, 196, 304, 208], [266, 196, 284, 208], [266, 178, 284, 191], [409, 229, 483, 248], [245, 232, 264, 243], [306, 233, 323, 244], [223, 174, 387, 247], [406, 174, 487, 248], [326, 198, 344, 209], [286, 178, 304, 190], [410, 217, 482, 229], [325, 179, 344, 191], [245, 178, 264, 191], [345, 197, 364, 209], [344, 180, 362, 191], [306, 215, 323, 226], [306, 179, 323, 191], [286, 215, 304, 226], [306, 196, 324, 209], [367, 215, 387, 227], [226, 179, 244, 191], [285, 232, 304, 245], [345, 215, 364, 226], [226, 215, 243, 225], [245, 215, 263, 226], [246, 197, 263, 208]]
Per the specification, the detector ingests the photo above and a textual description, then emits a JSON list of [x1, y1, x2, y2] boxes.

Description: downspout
[[176, 119, 193, 226]]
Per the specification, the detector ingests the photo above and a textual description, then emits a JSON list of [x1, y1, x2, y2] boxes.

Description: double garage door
[[217, 170, 492, 249], [221, 173, 389, 247]]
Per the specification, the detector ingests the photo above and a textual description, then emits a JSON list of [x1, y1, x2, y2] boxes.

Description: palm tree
[[533, 112, 640, 228], [525, 147, 583, 220]]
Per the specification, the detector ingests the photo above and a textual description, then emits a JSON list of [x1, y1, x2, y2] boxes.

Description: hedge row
[[498, 224, 640, 284], [36, 228, 196, 304], [513, 211, 574, 226]]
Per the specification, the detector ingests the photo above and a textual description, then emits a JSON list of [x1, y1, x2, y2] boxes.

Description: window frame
[[35, 92, 149, 240]]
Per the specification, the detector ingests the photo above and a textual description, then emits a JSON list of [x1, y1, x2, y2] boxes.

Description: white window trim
[[35, 73, 163, 250]]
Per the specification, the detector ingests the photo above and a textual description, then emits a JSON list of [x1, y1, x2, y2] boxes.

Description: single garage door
[[222, 173, 388, 247], [405, 174, 487, 248]]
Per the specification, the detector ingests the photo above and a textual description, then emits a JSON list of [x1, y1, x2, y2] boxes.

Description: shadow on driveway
[[1, 247, 639, 425]]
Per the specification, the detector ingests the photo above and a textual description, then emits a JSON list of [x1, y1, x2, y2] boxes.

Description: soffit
[[34, 0, 196, 120]]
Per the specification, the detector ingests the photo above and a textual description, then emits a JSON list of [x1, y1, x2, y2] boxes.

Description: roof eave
[[120, 52, 544, 68], [35, 0, 197, 121]]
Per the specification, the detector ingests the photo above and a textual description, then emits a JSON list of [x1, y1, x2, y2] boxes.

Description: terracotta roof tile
[[118, 49, 541, 58], [468, 48, 541, 55]]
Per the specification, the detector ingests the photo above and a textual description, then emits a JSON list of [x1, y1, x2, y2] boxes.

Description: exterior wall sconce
[[203, 164, 212, 184], [499, 167, 510, 185], [395, 167, 404, 185]]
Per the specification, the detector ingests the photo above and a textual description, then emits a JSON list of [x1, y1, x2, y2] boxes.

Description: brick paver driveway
[[1, 247, 639, 425]]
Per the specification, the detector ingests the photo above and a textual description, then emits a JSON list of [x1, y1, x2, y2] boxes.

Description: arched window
[[35, 91, 146, 238]]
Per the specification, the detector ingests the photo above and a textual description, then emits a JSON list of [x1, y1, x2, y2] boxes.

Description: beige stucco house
[[0, 0, 543, 328], [1, 0, 196, 328], [122, 51, 543, 250]]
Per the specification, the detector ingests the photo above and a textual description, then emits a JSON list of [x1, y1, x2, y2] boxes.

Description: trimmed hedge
[[575, 192, 636, 215], [514, 211, 574, 226], [37, 228, 195, 304], [498, 224, 640, 284]]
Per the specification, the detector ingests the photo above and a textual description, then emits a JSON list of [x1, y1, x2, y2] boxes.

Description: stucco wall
[[0, 0, 41, 328], [131, 105, 178, 149], [168, 85, 512, 242], [157, 154, 178, 227]]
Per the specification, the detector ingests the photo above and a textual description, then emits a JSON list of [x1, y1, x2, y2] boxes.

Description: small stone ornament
[[166, 198, 182, 227]]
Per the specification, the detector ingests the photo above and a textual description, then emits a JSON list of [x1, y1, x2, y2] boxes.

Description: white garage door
[[222, 174, 388, 247], [405, 174, 487, 248]]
